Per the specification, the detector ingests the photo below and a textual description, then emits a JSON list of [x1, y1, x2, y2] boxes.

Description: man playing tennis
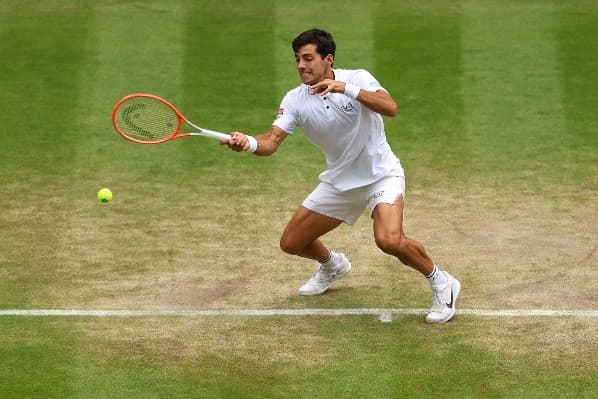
[[225, 28, 460, 323]]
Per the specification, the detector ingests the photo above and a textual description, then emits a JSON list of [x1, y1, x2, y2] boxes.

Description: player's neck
[[328, 68, 335, 80]]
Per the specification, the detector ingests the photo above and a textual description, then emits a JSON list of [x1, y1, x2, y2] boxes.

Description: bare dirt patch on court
[[405, 183, 597, 310]]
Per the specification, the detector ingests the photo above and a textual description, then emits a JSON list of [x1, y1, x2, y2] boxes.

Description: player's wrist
[[246, 135, 258, 153], [343, 83, 360, 99]]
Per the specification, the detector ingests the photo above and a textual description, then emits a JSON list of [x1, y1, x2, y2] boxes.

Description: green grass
[[1, 317, 596, 399], [1, 1, 597, 398]]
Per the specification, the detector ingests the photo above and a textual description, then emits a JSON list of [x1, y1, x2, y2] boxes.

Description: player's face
[[295, 44, 333, 85]]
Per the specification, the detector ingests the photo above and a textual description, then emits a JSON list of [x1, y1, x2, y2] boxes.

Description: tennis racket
[[111, 93, 230, 144]]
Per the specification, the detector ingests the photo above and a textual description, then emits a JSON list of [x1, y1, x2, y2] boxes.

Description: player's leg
[[280, 206, 352, 295], [370, 181, 460, 324], [371, 196, 434, 275], [279, 205, 342, 262], [282, 176, 366, 295]]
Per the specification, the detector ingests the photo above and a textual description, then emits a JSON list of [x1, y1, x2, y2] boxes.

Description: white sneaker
[[426, 272, 461, 324], [298, 253, 352, 296]]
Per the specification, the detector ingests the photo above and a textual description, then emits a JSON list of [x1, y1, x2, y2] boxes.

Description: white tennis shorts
[[302, 175, 406, 225]]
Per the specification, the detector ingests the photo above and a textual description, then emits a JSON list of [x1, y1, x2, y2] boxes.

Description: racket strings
[[114, 97, 178, 142]]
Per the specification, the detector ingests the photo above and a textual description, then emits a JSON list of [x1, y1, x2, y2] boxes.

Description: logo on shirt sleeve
[[276, 108, 284, 119]]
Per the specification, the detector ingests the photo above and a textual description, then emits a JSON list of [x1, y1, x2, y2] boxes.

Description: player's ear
[[325, 54, 334, 67]]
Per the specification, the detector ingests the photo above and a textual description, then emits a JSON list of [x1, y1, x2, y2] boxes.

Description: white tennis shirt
[[273, 68, 403, 191]]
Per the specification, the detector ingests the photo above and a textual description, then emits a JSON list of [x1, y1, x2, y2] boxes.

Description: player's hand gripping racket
[[112, 93, 230, 144]]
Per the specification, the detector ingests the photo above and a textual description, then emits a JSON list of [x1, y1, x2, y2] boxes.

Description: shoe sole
[[299, 285, 330, 296], [426, 277, 461, 324]]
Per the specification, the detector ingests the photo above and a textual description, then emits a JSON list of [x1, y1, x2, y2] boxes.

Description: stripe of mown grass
[[557, 1, 598, 197], [372, 1, 466, 189], [179, 0, 280, 185], [459, 1, 571, 192], [0, 4, 93, 307], [46, 2, 194, 307]]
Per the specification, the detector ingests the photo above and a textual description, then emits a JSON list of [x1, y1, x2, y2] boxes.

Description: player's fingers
[[310, 82, 326, 94], [320, 85, 333, 95], [227, 132, 248, 152], [229, 132, 246, 144]]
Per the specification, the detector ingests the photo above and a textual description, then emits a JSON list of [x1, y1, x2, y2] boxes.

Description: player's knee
[[279, 235, 300, 255], [375, 232, 405, 256]]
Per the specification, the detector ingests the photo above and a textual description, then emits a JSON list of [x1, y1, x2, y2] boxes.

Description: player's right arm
[[225, 125, 288, 156], [253, 125, 288, 155]]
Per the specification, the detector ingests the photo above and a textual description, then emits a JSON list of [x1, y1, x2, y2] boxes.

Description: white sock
[[426, 265, 448, 286], [320, 250, 338, 267]]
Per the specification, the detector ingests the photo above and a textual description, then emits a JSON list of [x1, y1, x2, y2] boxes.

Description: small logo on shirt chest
[[340, 102, 355, 113]]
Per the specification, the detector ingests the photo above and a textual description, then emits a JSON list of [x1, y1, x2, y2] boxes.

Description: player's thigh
[[280, 206, 342, 250], [372, 195, 406, 245], [367, 175, 406, 238]]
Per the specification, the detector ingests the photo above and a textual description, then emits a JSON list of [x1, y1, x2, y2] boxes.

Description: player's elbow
[[386, 101, 398, 117], [380, 106, 398, 117], [377, 99, 398, 117], [375, 91, 398, 117]]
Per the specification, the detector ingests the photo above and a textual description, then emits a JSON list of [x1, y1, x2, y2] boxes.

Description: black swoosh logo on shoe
[[445, 290, 454, 308]]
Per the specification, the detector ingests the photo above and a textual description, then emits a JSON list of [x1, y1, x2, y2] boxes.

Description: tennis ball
[[98, 188, 113, 203]]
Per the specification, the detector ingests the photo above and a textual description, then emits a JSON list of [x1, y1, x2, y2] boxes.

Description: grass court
[[1, 1, 597, 398]]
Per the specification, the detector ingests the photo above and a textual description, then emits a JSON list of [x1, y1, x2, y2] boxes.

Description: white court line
[[1, 308, 596, 321]]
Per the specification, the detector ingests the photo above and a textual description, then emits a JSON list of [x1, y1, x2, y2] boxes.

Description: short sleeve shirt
[[273, 68, 403, 191]]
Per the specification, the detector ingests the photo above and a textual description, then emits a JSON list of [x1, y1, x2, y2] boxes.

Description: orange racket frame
[[112, 93, 230, 144]]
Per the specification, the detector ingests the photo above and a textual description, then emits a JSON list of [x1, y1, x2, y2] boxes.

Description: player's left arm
[[350, 87, 398, 117], [310, 79, 398, 117]]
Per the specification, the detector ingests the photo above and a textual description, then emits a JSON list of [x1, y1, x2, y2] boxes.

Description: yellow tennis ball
[[98, 188, 113, 203]]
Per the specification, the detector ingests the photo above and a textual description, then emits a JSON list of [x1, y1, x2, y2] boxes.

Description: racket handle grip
[[198, 129, 231, 141]]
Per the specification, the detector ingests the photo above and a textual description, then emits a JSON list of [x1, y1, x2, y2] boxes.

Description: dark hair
[[292, 28, 336, 59]]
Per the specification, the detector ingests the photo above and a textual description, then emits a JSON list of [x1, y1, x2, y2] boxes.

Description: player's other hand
[[222, 131, 250, 152], [310, 79, 344, 96]]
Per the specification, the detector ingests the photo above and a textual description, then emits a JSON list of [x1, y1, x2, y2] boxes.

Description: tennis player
[[225, 28, 460, 323]]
